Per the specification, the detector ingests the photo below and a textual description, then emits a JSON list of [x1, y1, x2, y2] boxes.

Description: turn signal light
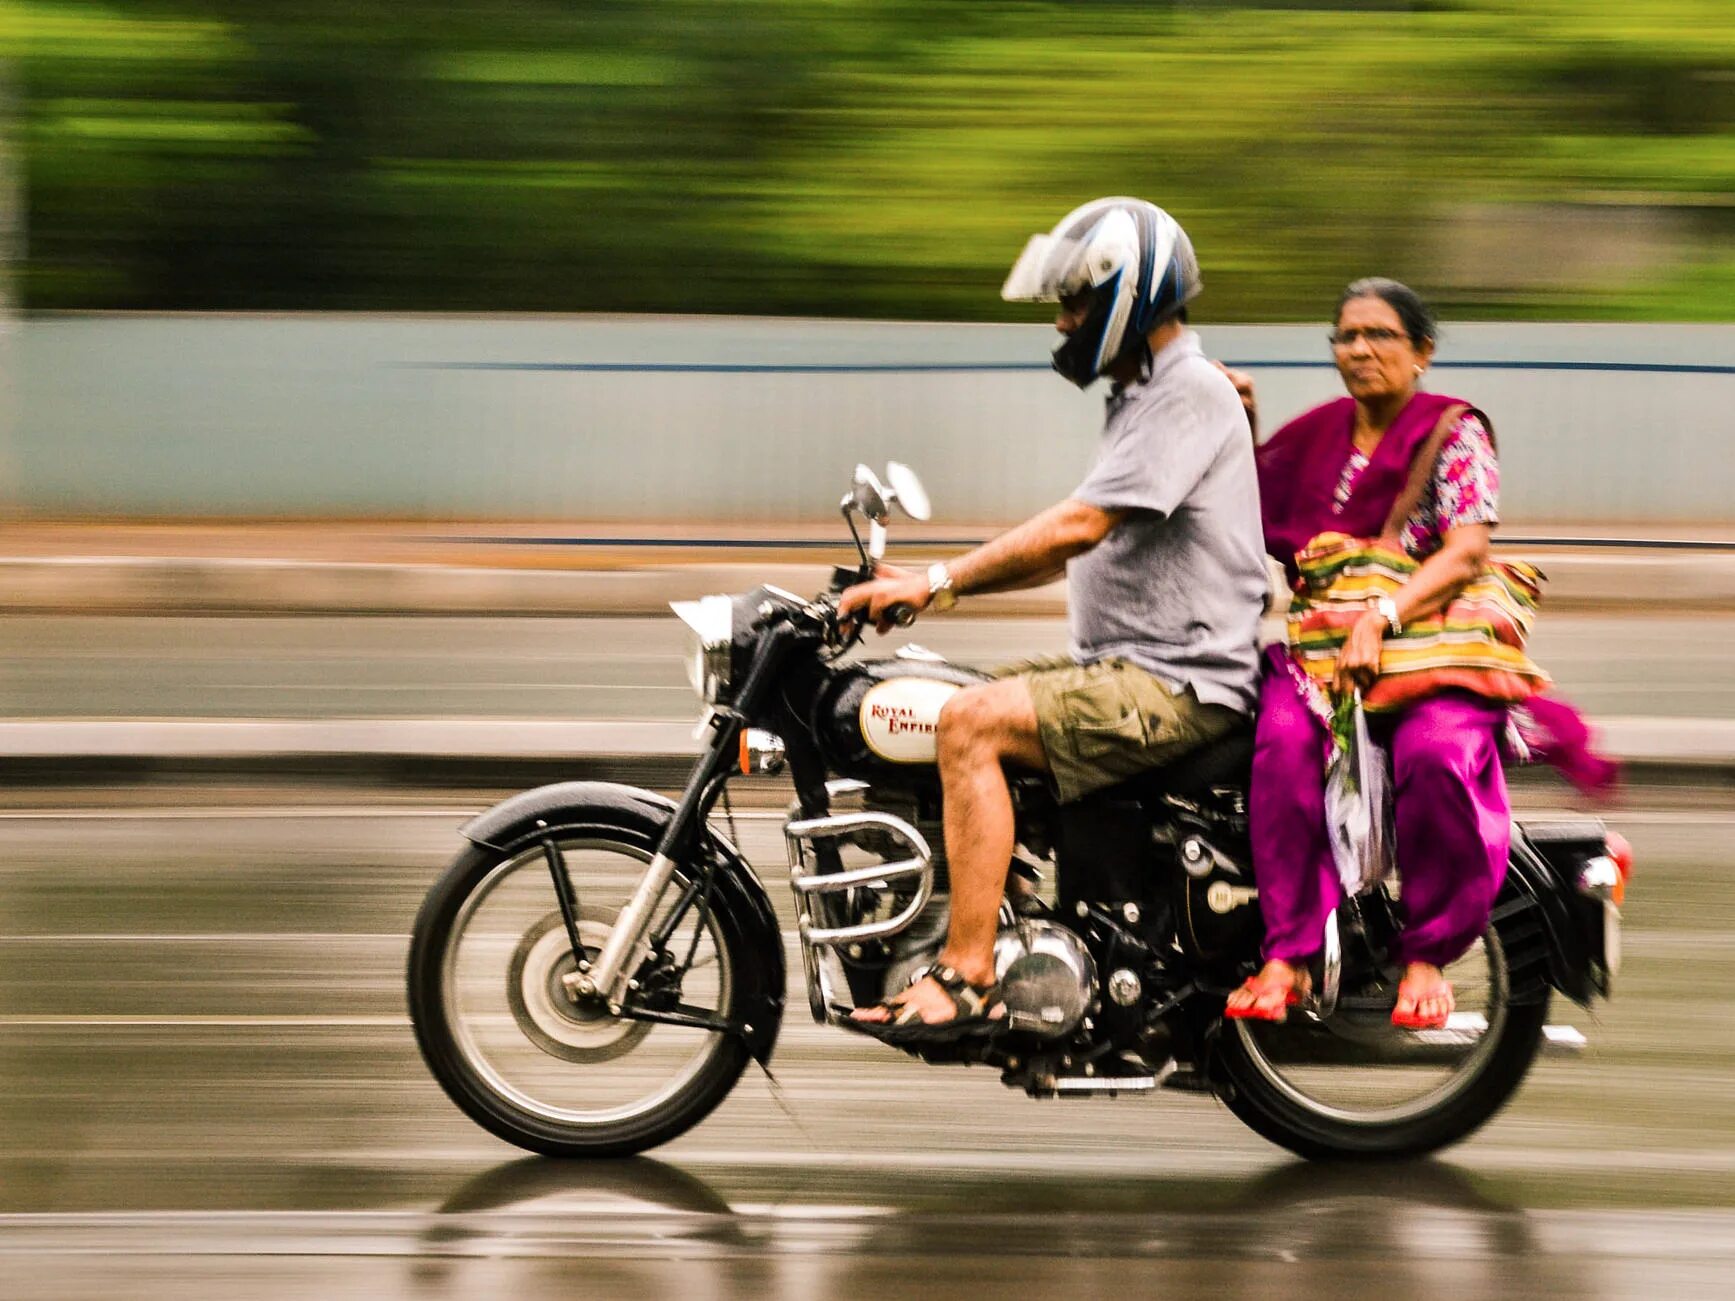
[[739, 728, 787, 776]]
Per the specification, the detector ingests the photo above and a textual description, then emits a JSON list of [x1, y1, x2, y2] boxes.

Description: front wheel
[[1213, 920, 1549, 1160], [408, 824, 761, 1157]]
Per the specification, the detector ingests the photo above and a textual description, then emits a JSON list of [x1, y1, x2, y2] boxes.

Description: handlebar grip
[[885, 603, 919, 628]]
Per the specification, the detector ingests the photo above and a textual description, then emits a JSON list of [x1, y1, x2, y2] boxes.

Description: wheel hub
[[506, 909, 653, 1063]]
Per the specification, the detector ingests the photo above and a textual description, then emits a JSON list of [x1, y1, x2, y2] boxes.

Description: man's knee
[[937, 685, 1000, 754], [938, 681, 1036, 764]]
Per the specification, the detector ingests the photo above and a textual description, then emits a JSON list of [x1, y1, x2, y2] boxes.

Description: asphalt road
[[1, 612, 1731, 722], [0, 786, 1731, 1298]]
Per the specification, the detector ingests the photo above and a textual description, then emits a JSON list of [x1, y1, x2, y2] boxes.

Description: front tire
[[408, 824, 760, 1158]]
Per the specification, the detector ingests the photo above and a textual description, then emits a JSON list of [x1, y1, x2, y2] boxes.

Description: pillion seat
[[1110, 724, 1255, 805]]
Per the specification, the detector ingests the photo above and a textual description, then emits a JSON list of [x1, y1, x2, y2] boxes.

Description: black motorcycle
[[408, 463, 1629, 1160]]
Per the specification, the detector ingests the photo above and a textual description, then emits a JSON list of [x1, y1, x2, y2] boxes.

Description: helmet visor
[[1000, 233, 1092, 303]]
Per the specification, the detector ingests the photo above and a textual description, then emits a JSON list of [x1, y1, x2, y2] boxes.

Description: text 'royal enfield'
[[408, 463, 1631, 1160]]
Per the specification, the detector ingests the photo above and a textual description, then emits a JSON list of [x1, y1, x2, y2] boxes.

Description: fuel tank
[[813, 658, 989, 781]]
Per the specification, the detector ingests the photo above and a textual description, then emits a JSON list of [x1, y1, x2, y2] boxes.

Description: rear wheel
[[408, 824, 757, 1157], [1215, 919, 1549, 1160]]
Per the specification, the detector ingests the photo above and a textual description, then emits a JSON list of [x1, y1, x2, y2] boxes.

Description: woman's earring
[[1413, 364, 1425, 376]]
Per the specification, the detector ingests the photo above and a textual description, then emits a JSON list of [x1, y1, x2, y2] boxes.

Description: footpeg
[[1542, 1024, 1588, 1056], [1159, 1067, 1214, 1093]]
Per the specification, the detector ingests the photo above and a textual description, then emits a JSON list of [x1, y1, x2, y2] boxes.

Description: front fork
[[568, 620, 810, 1007], [566, 709, 743, 1009]]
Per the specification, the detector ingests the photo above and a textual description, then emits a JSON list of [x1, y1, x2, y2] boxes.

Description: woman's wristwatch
[[1374, 595, 1402, 635], [927, 562, 958, 612]]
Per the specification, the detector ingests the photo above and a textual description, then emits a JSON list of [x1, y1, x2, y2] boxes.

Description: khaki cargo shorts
[[1003, 656, 1243, 805]]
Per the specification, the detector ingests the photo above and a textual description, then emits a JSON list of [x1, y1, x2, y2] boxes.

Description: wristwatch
[[1374, 595, 1402, 635], [926, 562, 958, 612]]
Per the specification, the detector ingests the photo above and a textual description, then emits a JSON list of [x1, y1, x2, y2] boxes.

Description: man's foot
[[843, 963, 1005, 1043], [1391, 962, 1454, 1030], [1223, 960, 1308, 1023]]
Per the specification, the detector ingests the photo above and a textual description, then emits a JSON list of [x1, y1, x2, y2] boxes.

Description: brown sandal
[[840, 963, 1006, 1044]]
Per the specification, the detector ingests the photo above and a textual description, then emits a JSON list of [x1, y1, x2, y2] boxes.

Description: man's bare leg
[[853, 678, 1047, 1025]]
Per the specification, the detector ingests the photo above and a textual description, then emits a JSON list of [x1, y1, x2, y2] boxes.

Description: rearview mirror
[[885, 462, 931, 521], [849, 464, 891, 524]]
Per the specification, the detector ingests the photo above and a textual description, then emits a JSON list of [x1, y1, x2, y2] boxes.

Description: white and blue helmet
[[1001, 197, 1202, 388]]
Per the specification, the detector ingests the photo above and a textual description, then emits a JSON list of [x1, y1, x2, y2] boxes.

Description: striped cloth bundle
[[1286, 532, 1552, 712]]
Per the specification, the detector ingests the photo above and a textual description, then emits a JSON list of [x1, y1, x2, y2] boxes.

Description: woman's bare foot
[[1392, 962, 1454, 1029], [1224, 959, 1307, 1022]]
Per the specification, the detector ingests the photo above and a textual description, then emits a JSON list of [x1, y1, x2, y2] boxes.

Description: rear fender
[[461, 781, 785, 1064], [1495, 834, 1597, 1007]]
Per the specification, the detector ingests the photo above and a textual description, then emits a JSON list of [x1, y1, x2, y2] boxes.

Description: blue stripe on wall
[[444, 534, 1735, 552], [406, 359, 1735, 376]]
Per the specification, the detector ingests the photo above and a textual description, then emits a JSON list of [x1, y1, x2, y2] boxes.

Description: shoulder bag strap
[[1376, 402, 1469, 547]]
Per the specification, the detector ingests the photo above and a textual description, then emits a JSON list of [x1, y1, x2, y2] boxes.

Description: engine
[[993, 919, 1098, 1039]]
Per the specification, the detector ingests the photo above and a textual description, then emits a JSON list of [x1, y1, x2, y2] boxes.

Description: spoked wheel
[[409, 828, 756, 1157], [1215, 922, 1549, 1160]]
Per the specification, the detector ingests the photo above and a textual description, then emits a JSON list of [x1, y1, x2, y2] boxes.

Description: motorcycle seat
[[1108, 725, 1255, 804]]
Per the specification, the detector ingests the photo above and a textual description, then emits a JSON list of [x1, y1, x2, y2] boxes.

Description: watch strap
[[927, 562, 957, 611]]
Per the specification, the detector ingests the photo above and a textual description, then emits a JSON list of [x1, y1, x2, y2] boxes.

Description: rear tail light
[[1606, 830, 1633, 904], [1577, 832, 1631, 906]]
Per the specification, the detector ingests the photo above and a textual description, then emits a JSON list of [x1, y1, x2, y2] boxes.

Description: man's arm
[[964, 561, 1068, 595], [838, 499, 1122, 631], [950, 499, 1121, 594]]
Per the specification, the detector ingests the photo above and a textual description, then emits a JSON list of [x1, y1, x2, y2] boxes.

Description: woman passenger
[[1225, 278, 1507, 1029]]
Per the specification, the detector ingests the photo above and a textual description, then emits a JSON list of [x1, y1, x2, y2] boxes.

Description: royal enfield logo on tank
[[860, 678, 959, 762]]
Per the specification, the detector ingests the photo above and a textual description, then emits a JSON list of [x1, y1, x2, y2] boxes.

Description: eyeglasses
[[1329, 327, 1408, 349]]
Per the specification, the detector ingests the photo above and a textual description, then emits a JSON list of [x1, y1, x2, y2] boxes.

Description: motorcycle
[[408, 462, 1631, 1160]]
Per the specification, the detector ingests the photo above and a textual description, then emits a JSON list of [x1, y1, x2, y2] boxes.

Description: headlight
[[671, 594, 735, 704]]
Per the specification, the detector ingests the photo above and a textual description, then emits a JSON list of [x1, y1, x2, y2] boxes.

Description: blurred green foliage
[[9, 0, 1734, 319]]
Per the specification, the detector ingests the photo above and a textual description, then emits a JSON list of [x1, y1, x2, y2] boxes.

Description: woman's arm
[[1332, 523, 1490, 694], [1391, 521, 1492, 622], [1333, 411, 1500, 694], [1213, 362, 1258, 439]]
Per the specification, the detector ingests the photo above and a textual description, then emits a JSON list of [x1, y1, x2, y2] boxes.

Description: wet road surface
[[0, 786, 1731, 1298]]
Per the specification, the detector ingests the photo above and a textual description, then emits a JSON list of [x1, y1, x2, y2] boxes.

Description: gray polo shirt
[[1067, 330, 1266, 713]]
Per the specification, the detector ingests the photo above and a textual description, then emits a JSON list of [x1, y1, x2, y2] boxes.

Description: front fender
[[460, 781, 784, 1065]]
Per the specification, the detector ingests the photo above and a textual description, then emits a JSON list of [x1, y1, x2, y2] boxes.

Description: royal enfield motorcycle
[[408, 463, 1631, 1160]]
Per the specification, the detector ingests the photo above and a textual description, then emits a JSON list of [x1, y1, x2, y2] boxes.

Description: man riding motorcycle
[[840, 197, 1268, 1041]]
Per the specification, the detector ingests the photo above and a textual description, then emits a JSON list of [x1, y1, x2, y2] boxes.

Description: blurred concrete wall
[[14, 314, 1733, 523]]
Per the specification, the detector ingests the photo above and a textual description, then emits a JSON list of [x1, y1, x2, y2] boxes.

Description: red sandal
[[1224, 967, 1308, 1023], [1391, 975, 1454, 1030]]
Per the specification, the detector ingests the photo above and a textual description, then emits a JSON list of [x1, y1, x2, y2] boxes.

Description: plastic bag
[[1324, 691, 1394, 896]]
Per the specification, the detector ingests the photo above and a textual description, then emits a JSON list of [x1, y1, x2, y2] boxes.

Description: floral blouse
[[1329, 413, 1500, 560]]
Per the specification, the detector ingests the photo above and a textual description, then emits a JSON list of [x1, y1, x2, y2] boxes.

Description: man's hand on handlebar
[[837, 562, 929, 635]]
